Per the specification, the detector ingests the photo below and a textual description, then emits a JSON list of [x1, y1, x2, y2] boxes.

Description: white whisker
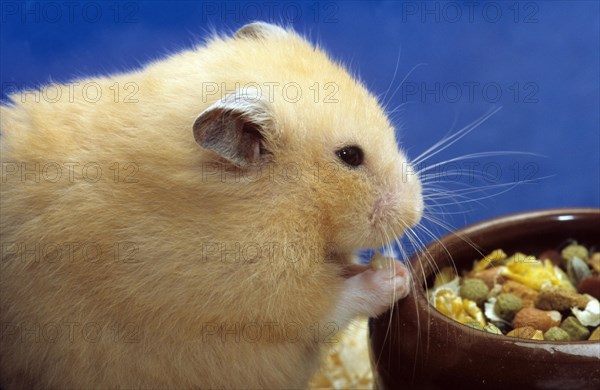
[[416, 151, 544, 176], [412, 106, 502, 166], [380, 46, 403, 106], [384, 63, 428, 111]]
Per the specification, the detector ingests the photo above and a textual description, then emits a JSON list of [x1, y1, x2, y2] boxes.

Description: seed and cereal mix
[[429, 241, 600, 341]]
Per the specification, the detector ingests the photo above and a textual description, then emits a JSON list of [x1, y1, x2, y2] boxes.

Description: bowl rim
[[409, 207, 600, 346], [438, 207, 600, 236]]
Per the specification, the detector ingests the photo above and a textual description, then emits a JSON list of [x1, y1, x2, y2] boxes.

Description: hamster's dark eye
[[336, 146, 364, 167]]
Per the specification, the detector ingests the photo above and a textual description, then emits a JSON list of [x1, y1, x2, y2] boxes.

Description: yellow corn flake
[[532, 330, 544, 340], [501, 256, 574, 291], [433, 289, 486, 328], [433, 266, 458, 289], [433, 289, 462, 317], [463, 298, 487, 327], [473, 249, 507, 272]]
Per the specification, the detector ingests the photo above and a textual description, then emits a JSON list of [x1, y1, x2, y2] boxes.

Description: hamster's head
[[192, 22, 423, 256]]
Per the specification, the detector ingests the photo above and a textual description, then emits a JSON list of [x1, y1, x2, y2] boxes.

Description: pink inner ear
[[194, 108, 266, 167], [239, 120, 264, 165], [250, 142, 260, 163]]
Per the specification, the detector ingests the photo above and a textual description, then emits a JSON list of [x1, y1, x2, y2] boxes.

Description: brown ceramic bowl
[[369, 208, 600, 390]]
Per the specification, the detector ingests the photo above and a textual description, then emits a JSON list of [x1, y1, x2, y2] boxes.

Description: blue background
[[2, 1, 599, 249]]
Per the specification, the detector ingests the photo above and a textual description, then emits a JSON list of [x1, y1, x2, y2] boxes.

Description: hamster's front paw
[[341, 257, 411, 318]]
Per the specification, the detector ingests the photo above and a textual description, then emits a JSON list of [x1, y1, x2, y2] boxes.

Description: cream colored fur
[[0, 22, 422, 389]]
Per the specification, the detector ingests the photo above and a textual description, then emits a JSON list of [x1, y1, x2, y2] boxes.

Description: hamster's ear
[[193, 88, 273, 167], [234, 22, 288, 40]]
